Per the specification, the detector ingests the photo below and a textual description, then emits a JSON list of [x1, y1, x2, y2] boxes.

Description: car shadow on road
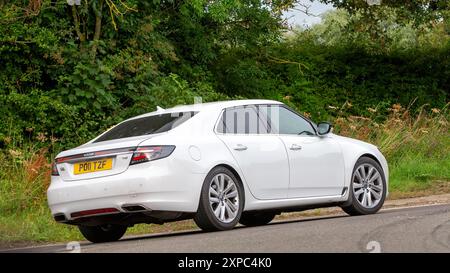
[[0, 214, 350, 252], [5, 208, 422, 252], [117, 214, 349, 244], [123, 209, 424, 244], [269, 214, 348, 227]]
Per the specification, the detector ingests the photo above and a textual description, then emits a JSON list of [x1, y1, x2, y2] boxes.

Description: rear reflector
[[71, 208, 119, 218]]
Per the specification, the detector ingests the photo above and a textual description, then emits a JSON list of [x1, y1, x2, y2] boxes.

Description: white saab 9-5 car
[[48, 100, 388, 243]]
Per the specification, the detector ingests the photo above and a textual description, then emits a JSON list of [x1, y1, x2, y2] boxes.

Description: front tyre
[[341, 157, 387, 216], [194, 166, 244, 231], [78, 224, 127, 243]]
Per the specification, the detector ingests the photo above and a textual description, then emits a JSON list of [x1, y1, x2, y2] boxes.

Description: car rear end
[[47, 111, 204, 225]]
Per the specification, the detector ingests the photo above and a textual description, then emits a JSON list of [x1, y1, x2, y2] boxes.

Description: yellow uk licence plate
[[73, 158, 113, 175]]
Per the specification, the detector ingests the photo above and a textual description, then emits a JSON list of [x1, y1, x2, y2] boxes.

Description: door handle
[[290, 144, 302, 150], [233, 144, 248, 151]]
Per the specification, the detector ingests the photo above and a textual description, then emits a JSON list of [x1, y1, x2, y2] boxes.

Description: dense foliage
[[0, 0, 449, 153]]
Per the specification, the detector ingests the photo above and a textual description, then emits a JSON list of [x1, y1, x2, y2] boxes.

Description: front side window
[[267, 105, 315, 135], [94, 111, 197, 143]]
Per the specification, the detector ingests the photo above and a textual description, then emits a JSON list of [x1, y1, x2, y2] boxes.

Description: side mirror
[[317, 122, 332, 136]]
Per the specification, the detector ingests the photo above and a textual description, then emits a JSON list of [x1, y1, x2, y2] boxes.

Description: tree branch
[[267, 55, 309, 73], [71, 5, 85, 42], [292, 2, 320, 18], [91, 0, 104, 58]]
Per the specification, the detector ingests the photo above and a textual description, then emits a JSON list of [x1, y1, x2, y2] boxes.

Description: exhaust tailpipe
[[121, 204, 149, 212]]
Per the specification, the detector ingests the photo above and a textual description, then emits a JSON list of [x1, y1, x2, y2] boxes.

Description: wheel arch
[[341, 153, 388, 214], [342, 150, 388, 203], [359, 153, 382, 168], [193, 163, 247, 230], [214, 164, 243, 186], [358, 153, 387, 182]]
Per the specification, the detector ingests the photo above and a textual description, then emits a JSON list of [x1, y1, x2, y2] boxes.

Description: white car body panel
[[47, 99, 389, 221], [279, 134, 345, 198], [332, 134, 389, 198], [217, 134, 290, 200]]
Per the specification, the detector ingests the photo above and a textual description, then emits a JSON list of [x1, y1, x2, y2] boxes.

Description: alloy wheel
[[352, 163, 384, 209], [209, 173, 239, 223]]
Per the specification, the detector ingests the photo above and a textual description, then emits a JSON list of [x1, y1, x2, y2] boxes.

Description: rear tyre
[[239, 211, 276, 227], [341, 157, 387, 216], [78, 224, 127, 243], [194, 166, 244, 231]]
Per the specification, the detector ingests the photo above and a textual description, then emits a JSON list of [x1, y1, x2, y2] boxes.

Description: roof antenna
[[156, 106, 165, 111]]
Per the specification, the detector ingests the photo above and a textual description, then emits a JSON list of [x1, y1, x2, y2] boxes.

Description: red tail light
[[51, 162, 59, 176], [130, 145, 175, 165]]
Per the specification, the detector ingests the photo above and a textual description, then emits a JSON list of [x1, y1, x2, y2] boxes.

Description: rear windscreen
[[94, 111, 197, 143]]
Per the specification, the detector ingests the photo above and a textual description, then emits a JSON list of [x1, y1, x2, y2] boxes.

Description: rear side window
[[94, 111, 197, 143], [217, 105, 269, 134]]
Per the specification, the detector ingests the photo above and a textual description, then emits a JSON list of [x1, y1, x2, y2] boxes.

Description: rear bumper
[[47, 161, 205, 221]]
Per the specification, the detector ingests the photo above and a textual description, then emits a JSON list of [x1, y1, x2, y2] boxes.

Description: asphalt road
[[4, 204, 450, 253]]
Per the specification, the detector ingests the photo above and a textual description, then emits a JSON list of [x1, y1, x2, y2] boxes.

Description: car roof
[[131, 99, 283, 119]]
